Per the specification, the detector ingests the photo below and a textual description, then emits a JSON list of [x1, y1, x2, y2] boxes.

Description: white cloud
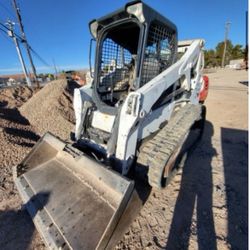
[[0, 67, 22, 73], [0, 64, 88, 74]]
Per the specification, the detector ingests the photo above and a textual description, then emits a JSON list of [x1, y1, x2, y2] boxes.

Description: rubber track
[[137, 104, 202, 188]]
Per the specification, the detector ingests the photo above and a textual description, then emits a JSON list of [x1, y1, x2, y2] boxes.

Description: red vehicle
[[199, 75, 209, 103]]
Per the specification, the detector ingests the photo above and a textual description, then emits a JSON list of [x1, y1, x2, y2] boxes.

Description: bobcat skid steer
[[14, 1, 207, 249]]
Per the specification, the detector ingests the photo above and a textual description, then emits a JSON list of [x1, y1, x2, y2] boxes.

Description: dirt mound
[[0, 107, 39, 194], [0, 88, 40, 222], [0, 80, 90, 249], [57, 81, 79, 124], [20, 80, 79, 141], [0, 86, 39, 178], [0, 79, 79, 197], [0, 80, 79, 249], [0, 86, 36, 108]]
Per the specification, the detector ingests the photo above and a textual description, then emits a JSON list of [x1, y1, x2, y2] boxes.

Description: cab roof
[[89, 1, 177, 39]]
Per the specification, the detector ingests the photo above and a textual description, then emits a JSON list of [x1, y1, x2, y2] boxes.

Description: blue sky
[[0, 0, 248, 74]]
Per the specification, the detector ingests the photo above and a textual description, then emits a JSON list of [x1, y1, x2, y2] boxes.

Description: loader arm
[[138, 39, 204, 113], [116, 39, 205, 168]]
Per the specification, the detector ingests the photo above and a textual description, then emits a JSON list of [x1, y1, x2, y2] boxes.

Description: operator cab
[[89, 0, 177, 112], [97, 21, 140, 107]]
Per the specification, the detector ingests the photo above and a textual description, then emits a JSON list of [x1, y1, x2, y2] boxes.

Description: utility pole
[[53, 58, 58, 79], [221, 21, 231, 68], [7, 20, 32, 86], [245, 11, 248, 70], [12, 0, 39, 87]]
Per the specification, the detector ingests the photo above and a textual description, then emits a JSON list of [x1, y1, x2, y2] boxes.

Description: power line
[[6, 20, 31, 86], [29, 47, 51, 68], [0, 22, 53, 79], [53, 58, 58, 79], [0, 22, 23, 41], [0, 2, 16, 20], [0, 2, 52, 76], [0, 21, 51, 68], [0, 26, 7, 34], [12, 0, 38, 86], [0, 28, 13, 44]]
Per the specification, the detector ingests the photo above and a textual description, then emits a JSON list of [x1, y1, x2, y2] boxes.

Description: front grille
[[99, 38, 133, 93]]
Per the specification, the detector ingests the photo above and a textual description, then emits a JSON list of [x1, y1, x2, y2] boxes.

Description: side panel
[[138, 102, 174, 139], [116, 93, 141, 173], [73, 86, 93, 140]]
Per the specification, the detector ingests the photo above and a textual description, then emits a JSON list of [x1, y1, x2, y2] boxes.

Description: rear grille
[[141, 21, 176, 86]]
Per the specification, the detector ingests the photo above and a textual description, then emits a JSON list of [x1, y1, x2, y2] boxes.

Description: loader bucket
[[13, 132, 141, 249]]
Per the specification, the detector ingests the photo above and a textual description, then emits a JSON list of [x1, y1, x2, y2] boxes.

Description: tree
[[204, 40, 245, 68], [38, 73, 44, 78], [204, 49, 219, 67], [231, 44, 244, 59], [215, 40, 233, 66]]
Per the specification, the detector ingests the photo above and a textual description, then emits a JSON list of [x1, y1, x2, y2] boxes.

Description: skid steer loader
[[14, 1, 207, 249]]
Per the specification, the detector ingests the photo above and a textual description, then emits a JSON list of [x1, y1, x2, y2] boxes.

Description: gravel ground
[[0, 80, 77, 250], [117, 69, 248, 250], [0, 86, 43, 250], [0, 86, 39, 192], [0, 69, 248, 250]]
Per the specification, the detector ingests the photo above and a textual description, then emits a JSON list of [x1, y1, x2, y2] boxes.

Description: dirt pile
[[0, 79, 79, 193], [20, 80, 79, 141], [0, 86, 39, 172], [0, 80, 79, 249], [0, 86, 40, 210], [57, 80, 79, 124], [0, 86, 36, 108]]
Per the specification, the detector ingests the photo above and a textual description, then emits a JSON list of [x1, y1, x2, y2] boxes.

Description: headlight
[[126, 3, 145, 23]]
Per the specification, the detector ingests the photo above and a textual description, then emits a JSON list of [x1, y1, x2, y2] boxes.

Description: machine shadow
[[4, 127, 40, 142], [0, 100, 8, 108], [165, 121, 218, 250], [0, 107, 29, 125], [0, 105, 40, 147], [239, 80, 248, 86], [0, 191, 50, 250], [221, 127, 248, 250]]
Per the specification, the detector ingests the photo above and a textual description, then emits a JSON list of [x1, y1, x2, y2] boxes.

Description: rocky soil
[[117, 69, 248, 250], [0, 69, 248, 250], [20, 80, 76, 141], [0, 86, 42, 249], [0, 80, 78, 249]]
